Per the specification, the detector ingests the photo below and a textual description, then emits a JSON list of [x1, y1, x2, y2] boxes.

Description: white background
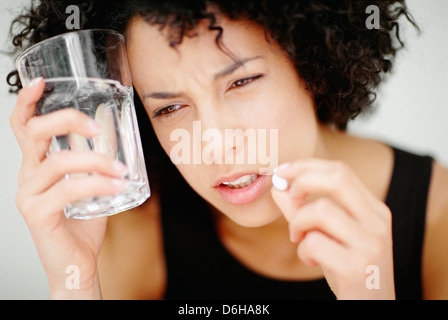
[[0, 0, 447, 299]]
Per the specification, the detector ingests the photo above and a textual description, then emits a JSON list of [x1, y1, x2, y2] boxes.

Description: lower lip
[[215, 174, 268, 205]]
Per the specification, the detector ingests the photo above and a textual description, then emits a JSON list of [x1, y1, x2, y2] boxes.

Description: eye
[[152, 104, 186, 118], [229, 74, 264, 90]]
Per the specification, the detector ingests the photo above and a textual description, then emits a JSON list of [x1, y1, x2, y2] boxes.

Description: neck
[[314, 123, 350, 160], [214, 207, 325, 280]]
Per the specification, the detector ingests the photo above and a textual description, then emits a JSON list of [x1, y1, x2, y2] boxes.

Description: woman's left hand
[[271, 159, 395, 299]]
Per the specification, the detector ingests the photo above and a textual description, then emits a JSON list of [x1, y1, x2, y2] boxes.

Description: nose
[[196, 101, 248, 166]]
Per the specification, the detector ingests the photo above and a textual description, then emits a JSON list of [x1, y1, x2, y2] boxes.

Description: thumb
[[270, 174, 306, 223]]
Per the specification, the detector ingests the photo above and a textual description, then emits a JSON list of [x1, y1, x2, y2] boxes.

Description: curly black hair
[[7, 0, 417, 129], [6, 0, 417, 190]]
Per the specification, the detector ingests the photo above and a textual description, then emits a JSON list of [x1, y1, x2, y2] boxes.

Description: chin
[[217, 199, 283, 228]]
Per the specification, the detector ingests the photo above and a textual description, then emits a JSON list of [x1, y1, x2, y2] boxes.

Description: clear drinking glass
[[16, 29, 150, 219]]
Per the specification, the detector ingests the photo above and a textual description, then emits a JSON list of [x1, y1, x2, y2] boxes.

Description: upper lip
[[213, 171, 259, 187]]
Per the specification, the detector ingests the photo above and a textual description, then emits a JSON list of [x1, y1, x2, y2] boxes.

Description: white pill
[[272, 174, 289, 191]]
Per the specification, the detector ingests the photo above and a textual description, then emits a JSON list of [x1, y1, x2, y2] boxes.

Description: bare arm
[[10, 78, 127, 299], [422, 161, 448, 299], [98, 194, 167, 299]]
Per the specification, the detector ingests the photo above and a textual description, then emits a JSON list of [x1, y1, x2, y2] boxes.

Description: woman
[[7, 0, 448, 299]]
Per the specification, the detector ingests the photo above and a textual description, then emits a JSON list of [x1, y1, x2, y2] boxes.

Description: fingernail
[[114, 161, 128, 175], [28, 77, 43, 88], [88, 119, 101, 133], [273, 162, 290, 174], [272, 174, 289, 191]]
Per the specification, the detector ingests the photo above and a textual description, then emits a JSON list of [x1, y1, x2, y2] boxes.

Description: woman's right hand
[[9, 78, 127, 299]]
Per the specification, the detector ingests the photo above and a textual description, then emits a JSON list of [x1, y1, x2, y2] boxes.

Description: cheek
[[275, 89, 318, 160], [253, 60, 318, 160]]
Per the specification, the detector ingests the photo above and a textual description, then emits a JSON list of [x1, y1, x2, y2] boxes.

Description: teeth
[[222, 174, 258, 189], [224, 175, 252, 185]]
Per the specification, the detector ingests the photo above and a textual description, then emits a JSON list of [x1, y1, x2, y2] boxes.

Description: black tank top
[[160, 146, 433, 299]]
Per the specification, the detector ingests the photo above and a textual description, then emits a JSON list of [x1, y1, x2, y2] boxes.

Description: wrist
[[49, 269, 102, 300]]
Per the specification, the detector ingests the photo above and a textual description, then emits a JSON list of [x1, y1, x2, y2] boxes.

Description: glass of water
[[15, 29, 150, 219]]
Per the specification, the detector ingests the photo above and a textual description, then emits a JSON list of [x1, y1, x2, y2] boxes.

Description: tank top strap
[[385, 146, 434, 299]]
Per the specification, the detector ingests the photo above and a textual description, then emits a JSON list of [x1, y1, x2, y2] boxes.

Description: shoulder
[[98, 193, 166, 299], [422, 160, 448, 299]]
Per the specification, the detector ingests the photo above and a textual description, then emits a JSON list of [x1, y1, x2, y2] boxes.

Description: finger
[[22, 150, 127, 194], [288, 198, 363, 245], [49, 175, 126, 211], [25, 107, 101, 144], [10, 77, 45, 144], [271, 186, 306, 222], [274, 158, 329, 180], [279, 160, 376, 221], [20, 175, 126, 226], [297, 231, 348, 270], [19, 108, 101, 176]]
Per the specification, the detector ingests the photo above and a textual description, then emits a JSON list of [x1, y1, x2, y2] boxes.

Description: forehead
[[125, 15, 277, 72], [123, 14, 295, 101], [126, 13, 269, 49]]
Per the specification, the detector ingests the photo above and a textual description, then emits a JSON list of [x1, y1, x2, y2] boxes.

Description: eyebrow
[[143, 91, 182, 100], [213, 55, 262, 80], [142, 55, 262, 101]]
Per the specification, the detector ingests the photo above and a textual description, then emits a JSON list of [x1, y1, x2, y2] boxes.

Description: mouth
[[220, 174, 259, 189], [214, 173, 268, 205]]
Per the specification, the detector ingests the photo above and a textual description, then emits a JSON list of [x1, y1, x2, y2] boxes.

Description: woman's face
[[126, 15, 319, 227]]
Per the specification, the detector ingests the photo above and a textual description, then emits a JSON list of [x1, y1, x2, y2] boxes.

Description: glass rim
[[15, 28, 125, 66]]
